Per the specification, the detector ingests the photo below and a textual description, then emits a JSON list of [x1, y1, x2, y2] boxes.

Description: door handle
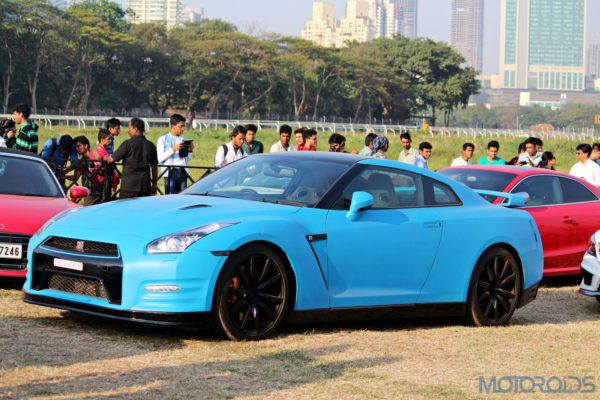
[[563, 216, 576, 224], [424, 221, 442, 229]]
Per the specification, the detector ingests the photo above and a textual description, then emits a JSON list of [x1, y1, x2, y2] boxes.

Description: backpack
[[221, 144, 228, 158]]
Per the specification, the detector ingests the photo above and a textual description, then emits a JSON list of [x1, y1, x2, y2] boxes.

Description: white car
[[580, 230, 600, 303]]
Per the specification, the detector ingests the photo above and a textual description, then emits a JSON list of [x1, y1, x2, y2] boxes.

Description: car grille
[[0, 233, 30, 271], [31, 251, 123, 305], [43, 236, 118, 257], [49, 273, 107, 299]]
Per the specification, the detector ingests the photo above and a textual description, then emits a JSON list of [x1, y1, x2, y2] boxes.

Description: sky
[[171, 1, 599, 74]]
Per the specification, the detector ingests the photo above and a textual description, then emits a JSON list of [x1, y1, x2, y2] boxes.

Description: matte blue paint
[[22, 153, 544, 322]]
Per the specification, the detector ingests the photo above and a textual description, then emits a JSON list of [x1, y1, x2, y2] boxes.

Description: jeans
[[164, 167, 188, 194]]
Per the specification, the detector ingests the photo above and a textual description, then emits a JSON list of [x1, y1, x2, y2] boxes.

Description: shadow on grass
[[1, 346, 395, 399], [0, 311, 199, 369]]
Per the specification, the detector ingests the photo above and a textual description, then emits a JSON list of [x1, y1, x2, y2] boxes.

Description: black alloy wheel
[[213, 244, 290, 340], [466, 247, 522, 326]]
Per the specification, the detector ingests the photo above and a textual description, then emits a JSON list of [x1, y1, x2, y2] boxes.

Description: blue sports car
[[23, 153, 543, 340]]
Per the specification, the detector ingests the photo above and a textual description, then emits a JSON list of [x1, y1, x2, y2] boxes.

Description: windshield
[[438, 169, 517, 202], [184, 154, 353, 207], [0, 155, 63, 198]]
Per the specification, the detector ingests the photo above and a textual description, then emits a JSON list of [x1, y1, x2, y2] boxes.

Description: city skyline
[[184, 0, 600, 75]]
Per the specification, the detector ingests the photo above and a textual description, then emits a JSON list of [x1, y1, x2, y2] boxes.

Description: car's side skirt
[[287, 302, 466, 324]]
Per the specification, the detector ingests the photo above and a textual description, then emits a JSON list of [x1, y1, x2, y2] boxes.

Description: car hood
[[0, 195, 76, 235], [44, 194, 302, 242]]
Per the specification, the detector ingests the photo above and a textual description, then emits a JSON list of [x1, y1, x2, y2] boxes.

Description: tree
[[375, 37, 479, 126], [65, 2, 133, 112]]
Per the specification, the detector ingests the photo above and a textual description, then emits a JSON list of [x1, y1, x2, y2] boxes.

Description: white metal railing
[[0, 114, 596, 139]]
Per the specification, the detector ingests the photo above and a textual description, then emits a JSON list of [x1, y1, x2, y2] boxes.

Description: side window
[[559, 177, 598, 203], [424, 177, 461, 206], [511, 176, 563, 206], [333, 166, 424, 210]]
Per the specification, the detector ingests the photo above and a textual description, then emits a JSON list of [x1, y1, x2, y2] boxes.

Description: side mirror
[[69, 186, 90, 201], [507, 192, 530, 208], [346, 191, 374, 221]]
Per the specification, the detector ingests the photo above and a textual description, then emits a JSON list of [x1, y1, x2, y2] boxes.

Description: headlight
[[147, 223, 236, 254], [35, 208, 81, 237], [587, 233, 599, 258]]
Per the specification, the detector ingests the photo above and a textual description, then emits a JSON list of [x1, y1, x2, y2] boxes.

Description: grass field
[[36, 124, 595, 180], [1, 277, 599, 399]]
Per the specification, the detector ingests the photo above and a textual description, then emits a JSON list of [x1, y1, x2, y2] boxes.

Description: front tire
[[466, 247, 522, 326], [213, 244, 290, 340]]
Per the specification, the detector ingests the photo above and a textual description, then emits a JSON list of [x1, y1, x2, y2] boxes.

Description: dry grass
[[1, 278, 600, 399]]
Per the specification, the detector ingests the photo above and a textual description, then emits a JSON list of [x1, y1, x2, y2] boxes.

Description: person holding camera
[[157, 114, 193, 194], [328, 133, 348, 153], [0, 118, 16, 148]]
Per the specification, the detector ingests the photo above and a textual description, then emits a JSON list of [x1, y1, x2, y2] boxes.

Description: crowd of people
[[3, 104, 600, 203]]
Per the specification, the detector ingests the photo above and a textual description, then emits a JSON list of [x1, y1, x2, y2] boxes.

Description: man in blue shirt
[[415, 141, 432, 169], [40, 135, 77, 188], [104, 118, 121, 155]]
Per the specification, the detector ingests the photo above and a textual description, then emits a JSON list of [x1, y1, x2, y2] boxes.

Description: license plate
[[0, 243, 22, 260], [54, 258, 84, 271]]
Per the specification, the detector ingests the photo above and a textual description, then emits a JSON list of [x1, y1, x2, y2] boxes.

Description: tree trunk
[[64, 63, 82, 111], [26, 55, 42, 114], [78, 74, 93, 114], [313, 69, 336, 120], [207, 71, 239, 117], [353, 91, 364, 123], [431, 106, 436, 127], [1, 45, 13, 112]]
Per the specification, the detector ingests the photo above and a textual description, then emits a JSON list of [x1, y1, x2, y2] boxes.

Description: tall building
[[336, 1, 376, 47], [451, 0, 484, 72], [587, 44, 600, 77], [500, 0, 587, 91], [183, 6, 204, 24], [301, 2, 337, 47], [128, 0, 184, 30], [398, 0, 417, 39]]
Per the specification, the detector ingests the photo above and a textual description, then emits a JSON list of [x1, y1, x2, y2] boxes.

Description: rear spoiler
[[474, 190, 530, 208]]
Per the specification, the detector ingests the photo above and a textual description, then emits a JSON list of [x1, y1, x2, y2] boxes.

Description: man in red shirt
[[299, 129, 317, 151]]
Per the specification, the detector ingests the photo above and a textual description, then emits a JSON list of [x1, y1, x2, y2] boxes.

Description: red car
[[0, 148, 87, 278], [439, 166, 600, 276]]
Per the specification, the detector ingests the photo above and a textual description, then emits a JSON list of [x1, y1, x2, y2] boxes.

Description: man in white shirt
[[215, 125, 248, 168], [451, 142, 475, 166], [270, 125, 295, 152], [570, 143, 600, 187], [157, 114, 192, 194], [398, 131, 418, 164]]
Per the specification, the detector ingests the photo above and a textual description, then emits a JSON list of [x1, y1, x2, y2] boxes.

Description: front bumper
[[23, 292, 210, 328], [580, 253, 600, 296]]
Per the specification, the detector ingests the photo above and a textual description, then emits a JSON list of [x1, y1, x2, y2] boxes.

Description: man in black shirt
[[106, 118, 158, 199]]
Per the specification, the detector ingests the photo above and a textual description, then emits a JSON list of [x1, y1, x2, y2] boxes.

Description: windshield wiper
[[260, 198, 306, 207], [189, 192, 230, 199]]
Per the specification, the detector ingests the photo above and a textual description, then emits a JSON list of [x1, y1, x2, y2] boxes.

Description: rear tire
[[466, 247, 522, 326], [212, 244, 289, 340], [595, 296, 600, 305]]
